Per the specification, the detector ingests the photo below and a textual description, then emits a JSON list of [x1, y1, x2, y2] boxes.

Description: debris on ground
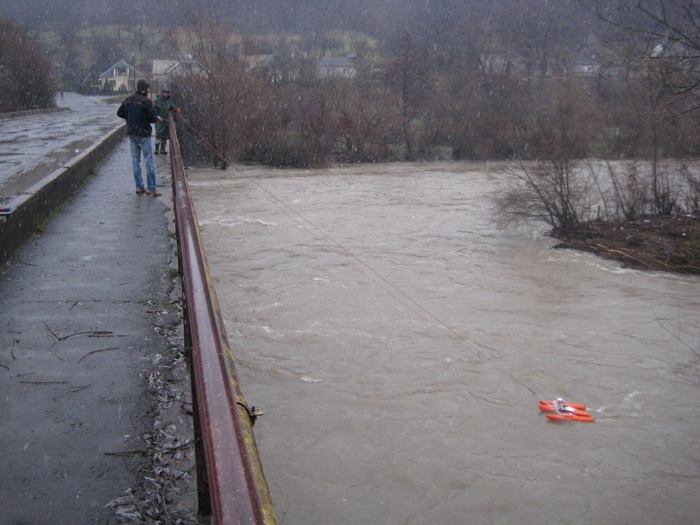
[[106, 282, 198, 525], [552, 216, 700, 274]]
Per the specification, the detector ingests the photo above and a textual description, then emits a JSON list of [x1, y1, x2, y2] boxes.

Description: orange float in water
[[539, 403, 590, 417], [546, 413, 595, 422], [540, 398, 595, 422], [539, 399, 587, 411]]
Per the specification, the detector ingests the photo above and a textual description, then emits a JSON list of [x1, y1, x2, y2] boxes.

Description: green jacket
[[154, 94, 175, 139]]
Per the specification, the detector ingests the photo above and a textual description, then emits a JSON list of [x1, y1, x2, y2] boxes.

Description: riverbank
[[552, 216, 700, 274]]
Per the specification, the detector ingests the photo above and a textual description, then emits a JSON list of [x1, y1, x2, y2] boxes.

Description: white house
[[152, 59, 180, 86], [317, 56, 356, 79], [99, 60, 146, 92], [245, 54, 280, 82], [571, 54, 601, 76], [151, 58, 205, 89]]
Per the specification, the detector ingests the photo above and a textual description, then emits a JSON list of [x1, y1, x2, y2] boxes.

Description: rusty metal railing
[[168, 119, 278, 525]]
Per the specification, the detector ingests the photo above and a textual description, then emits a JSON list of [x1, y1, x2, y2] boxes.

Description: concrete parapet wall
[[0, 106, 72, 120], [0, 124, 127, 266]]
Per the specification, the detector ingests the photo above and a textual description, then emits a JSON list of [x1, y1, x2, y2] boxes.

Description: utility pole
[[130, 53, 135, 90]]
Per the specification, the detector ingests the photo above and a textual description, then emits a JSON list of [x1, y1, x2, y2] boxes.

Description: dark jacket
[[117, 91, 159, 137]]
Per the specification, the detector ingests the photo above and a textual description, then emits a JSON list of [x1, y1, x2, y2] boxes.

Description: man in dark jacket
[[117, 78, 163, 196]]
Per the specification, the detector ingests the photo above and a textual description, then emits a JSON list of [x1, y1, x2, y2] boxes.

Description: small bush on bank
[[241, 133, 326, 168]]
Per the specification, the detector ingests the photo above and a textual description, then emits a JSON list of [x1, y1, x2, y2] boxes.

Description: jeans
[[129, 135, 157, 191]]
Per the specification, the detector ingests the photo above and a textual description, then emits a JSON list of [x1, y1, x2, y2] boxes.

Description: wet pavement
[[0, 135, 192, 523]]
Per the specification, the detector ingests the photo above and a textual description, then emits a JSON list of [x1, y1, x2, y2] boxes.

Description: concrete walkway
[[0, 141, 191, 524]]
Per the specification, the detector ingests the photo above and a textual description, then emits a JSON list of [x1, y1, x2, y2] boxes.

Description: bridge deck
[[0, 140, 194, 523]]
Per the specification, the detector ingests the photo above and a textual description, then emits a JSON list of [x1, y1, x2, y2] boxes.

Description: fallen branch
[[78, 347, 119, 363], [44, 322, 113, 342], [46, 348, 65, 362], [161, 485, 173, 523], [15, 258, 39, 267], [44, 322, 60, 341], [104, 449, 150, 457], [19, 380, 69, 385], [593, 244, 658, 270]]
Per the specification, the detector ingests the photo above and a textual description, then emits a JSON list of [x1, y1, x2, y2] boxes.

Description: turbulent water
[[188, 162, 700, 525]]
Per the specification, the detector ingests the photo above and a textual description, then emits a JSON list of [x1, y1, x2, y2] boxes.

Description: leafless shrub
[[240, 131, 324, 168], [605, 161, 650, 221], [680, 162, 700, 216], [331, 82, 398, 163], [499, 156, 700, 241], [603, 159, 699, 221], [495, 160, 599, 230], [495, 81, 604, 230]]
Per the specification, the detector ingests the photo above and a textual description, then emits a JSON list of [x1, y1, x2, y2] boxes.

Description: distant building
[[317, 56, 356, 79], [244, 54, 280, 82], [152, 59, 180, 86], [151, 58, 205, 89], [99, 60, 146, 92], [479, 52, 509, 74], [572, 53, 601, 76], [81, 72, 102, 95]]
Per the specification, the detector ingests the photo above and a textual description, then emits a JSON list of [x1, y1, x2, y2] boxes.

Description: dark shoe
[[135, 187, 146, 194], [154, 150, 159, 155], [146, 190, 162, 197]]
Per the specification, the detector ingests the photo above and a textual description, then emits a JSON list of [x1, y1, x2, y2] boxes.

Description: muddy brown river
[[188, 162, 700, 525]]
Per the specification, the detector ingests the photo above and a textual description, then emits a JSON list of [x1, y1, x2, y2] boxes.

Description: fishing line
[[173, 113, 539, 397]]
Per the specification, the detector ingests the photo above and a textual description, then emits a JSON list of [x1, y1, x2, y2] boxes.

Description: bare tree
[[128, 25, 164, 56], [495, 81, 602, 230], [289, 82, 334, 162], [174, 17, 247, 167], [0, 15, 56, 111], [382, 30, 434, 160], [333, 81, 397, 162], [497, 0, 589, 79], [579, 0, 700, 110], [496, 159, 598, 230]]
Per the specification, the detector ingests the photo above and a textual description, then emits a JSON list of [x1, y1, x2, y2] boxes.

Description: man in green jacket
[[154, 89, 178, 155]]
